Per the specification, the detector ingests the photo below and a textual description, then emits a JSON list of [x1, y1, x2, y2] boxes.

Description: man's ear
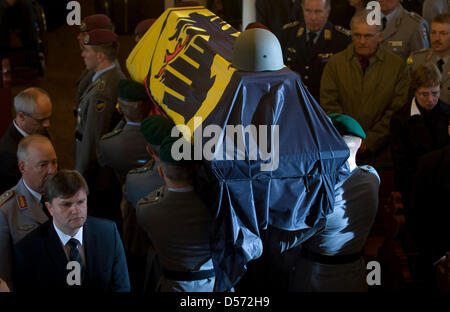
[[18, 161, 26, 175], [45, 202, 54, 217]]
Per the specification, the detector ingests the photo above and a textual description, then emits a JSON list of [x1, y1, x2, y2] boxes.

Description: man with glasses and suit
[[0, 87, 52, 193]]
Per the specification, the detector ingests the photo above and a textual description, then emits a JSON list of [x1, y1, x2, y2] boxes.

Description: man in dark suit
[[14, 170, 130, 292], [0, 87, 52, 193], [282, 0, 351, 101]]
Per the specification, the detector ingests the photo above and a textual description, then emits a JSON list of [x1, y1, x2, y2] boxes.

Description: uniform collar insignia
[[324, 29, 331, 40], [297, 26, 304, 37]]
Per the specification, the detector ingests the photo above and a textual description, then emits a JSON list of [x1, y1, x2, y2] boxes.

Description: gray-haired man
[[0, 87, 52, 193]]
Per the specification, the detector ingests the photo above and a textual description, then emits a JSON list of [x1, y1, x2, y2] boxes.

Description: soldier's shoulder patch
[[101, 128, 122, 140], [95, 79, 106, 92], [137, 188, 164, 206], [334, 25, 351, 37], [282, 20, 300, 30], [0, 190, 15, 207], [95, 100, 106, 113], [128, 159, 155, 175]]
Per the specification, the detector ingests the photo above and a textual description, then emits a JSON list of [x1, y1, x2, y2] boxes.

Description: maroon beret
[[245, 22, 270, 32], [80, 14, 112, 32], [84, 29, 118, 45], [134, 18, 156, 36]]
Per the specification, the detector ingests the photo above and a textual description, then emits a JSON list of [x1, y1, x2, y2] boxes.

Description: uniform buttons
[[287, 57, 292, 62], [305, 66, 309, 70], [304, 75, 309, 80]]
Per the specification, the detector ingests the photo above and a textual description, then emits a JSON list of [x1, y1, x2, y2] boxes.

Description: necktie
[[308, 32, 317, 46], [437, 59, 444, 73], [382, 17, 387, 31], [67, 238, 84, 281]]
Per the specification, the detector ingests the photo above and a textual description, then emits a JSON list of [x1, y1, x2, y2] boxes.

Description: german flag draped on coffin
[[127, 6, 350, 291]]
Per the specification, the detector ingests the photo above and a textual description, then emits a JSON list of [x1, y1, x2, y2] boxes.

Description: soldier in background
[[134, 18, 155, 43], [75, 14, 116, 114], [97, 79, 151, 185], [408, 13, 450, 103], [282, 0, 351, 102], [74, 29, 125, 227], [121, 115, 174, 293], [378, 0, 430, 60]]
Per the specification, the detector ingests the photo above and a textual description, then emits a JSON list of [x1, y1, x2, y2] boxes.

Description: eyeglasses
[[352, 33, 378, 40], [416, 91, 440, 98], [24, 113, 50, 125]]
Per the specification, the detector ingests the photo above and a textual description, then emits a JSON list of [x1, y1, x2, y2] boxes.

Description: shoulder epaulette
[[408, 11, 426, 24], [101, 128, 122, 140], [128, 159, 155, 175], [334, 25, 351, 36], [410, 48, 429, 56], [282, 21, 300, 30], [0, 190, 15, 207], [137, 188, 164, 205]]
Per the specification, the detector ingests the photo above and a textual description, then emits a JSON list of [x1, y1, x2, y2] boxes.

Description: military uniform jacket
[[121, 159, 163, 257], [282, 21, 351, 101], [97, 123, 151, 185], [381, 4, 430, 60], [0, 178, 48, 289], [75, 65, 126, 176], [408, 48, 450, 103], [320, 44, 410, 155], [75, 68, 94, 111], [136, 186, 215, 291]]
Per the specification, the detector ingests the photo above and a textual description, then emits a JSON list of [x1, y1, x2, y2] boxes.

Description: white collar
[[410, 97, 421, 116], [92, 63, 115, 82], [13, 120, 29, 137], [126, 121, 141, 127], [53, 221, 83, 246], [23, 180, 42, 201], [167, 185, 194, 192]]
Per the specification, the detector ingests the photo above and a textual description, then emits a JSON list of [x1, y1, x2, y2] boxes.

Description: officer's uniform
[[74, 30, 125, 177], [122, 160, 164, 293], [0, 178, 48, 289], [97, 123, 150, 185], [282, 21, 351, 101], [407, 48, 450, 103], [381, 4, 430, 60]]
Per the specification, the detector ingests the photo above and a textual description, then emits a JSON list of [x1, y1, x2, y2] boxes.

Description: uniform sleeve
[[364, 61, 410, 154], [320, 57, 344, 114], [410, 19, 430, 53], [110, 222, 130, 292], [0, 211, 13, 289]]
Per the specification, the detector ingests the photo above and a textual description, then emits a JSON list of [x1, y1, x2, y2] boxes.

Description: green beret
[[140, 115, 176, 145], [159, 135, 192, 165], [117, 80, 148, 102], [329, 113, 366, 139]]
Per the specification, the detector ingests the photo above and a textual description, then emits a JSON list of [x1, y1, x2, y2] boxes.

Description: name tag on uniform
[[388, 41, 403, 47]]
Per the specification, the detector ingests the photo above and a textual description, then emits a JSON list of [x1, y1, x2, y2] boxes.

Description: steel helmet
[[231, 28, 284, 72]]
